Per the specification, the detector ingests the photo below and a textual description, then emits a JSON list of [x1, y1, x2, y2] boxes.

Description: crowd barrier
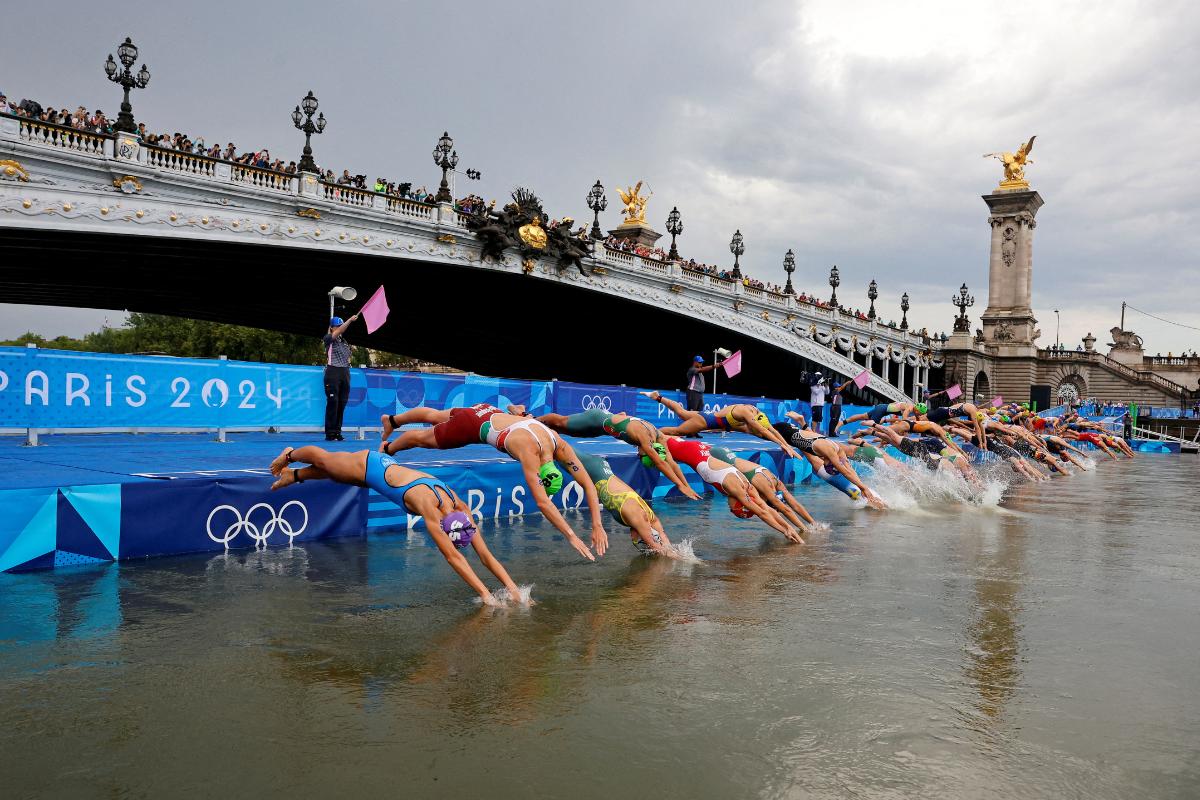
[[0, 346, 853, 434]]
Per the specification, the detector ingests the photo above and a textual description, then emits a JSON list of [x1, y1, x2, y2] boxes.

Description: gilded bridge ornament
[[518, 216, 547, 249], [616, 181, 652, 225], [0, 159, 30, 182], [984, 135, 1035, 190]]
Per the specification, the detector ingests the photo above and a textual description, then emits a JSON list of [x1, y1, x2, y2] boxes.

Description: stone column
[[979, 188, 1044, 355]]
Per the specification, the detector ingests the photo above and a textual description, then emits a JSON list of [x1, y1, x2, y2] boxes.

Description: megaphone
[[328, 286, 357, 301], [715, 347, 733, 359]]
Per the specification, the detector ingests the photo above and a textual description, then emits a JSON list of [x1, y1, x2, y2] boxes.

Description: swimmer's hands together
[[783, 526, 805, 544], [682, 486, 702, 500], [783, 445, 799, 460], [566, 531, 597, 561], [591, 523, 609, 557]]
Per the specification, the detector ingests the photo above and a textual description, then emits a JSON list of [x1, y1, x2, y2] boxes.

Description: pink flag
[[946, 384, 962, 400], [990, 395, 1004, 408], [722, 350, 743, 378], [360, 285, 390, 334], [852, 369, 871, 390]]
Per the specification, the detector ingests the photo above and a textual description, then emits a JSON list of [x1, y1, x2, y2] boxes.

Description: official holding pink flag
[[322, 286, 390, 441]]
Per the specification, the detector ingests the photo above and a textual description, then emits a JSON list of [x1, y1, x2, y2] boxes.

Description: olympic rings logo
[[581, 394, 613, 411], [206, 500, 309, 546]]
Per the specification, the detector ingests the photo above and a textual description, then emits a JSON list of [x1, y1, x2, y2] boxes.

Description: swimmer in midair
[[268, 446, 525, 606], [665, 436, 804, 543], [379, 404, 609, 560], [535, 406, 700, 499], [644, 392, 801, 459]]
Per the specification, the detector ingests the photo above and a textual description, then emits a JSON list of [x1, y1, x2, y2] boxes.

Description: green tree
[[2, 314, 417, 366]]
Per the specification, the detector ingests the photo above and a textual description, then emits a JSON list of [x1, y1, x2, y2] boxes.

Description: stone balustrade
[[144, 145, 219, 178], [16, 117, 109, 157], [1037, 349, 1188, 395]]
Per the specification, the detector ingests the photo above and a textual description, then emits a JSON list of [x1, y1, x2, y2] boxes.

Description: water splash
[[865, 460, 1010, 510], [668, 537, 704, 564], [478, 584, 536, 606]]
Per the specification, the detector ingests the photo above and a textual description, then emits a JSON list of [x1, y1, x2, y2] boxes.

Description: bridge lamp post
[[665, 206, 683, 261], [291, 91, 326, 174], [1054, 308, 1061, 348], [729, 230, 745, 279], [952, 283, 974, 332], [783, 249, 796, 294], [586, 180, 607, 240], [828, 264, 840, 308], [104, 37, 151, 135], [433, 132, 459, 203], [867, 279, 878, 319], [900, 292, 910, 330]]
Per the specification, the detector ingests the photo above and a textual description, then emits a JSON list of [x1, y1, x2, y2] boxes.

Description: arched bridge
[[0, 115, 941, 401]]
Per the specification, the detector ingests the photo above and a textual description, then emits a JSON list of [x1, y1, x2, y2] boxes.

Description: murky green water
[[3, 457, 1199, 798]]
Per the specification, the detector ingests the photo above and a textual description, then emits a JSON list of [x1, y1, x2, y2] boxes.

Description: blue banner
[[0, 347, 322, 429], [2, 346, 819, 431]]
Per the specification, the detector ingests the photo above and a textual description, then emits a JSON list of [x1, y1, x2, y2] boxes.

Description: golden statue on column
[[616, 181, 652, 225], [984, 135, 1036, 191]]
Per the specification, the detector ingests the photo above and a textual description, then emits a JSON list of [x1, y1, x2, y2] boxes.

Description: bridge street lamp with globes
[[900, 292, 910, 330], [586, 180, 607, 240], [867, 279, 878, 319], [665, 206, 683, 261], [291, 90, 326, 174], [729, 230, 745, 279], [104, 37, 151, 135], [953, 283, 975, 333], [433, 131, 459, 203], [783, 249, 796, 294], [828, 264, 840, 308]]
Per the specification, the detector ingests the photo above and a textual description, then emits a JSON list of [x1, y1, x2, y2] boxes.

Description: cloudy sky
[[3, 0, 1198, 353]]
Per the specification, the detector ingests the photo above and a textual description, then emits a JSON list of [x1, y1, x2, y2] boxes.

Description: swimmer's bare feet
[[269, 447, 294, 477], [505, 404, 528, 416], [270, 468, 297, 491], [380, 413, 396, 441], [640, 390, 661, 402]]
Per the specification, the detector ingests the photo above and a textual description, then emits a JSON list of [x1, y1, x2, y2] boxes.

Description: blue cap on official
[[694, 355, 705, 362], [330, 316, 344, 327]]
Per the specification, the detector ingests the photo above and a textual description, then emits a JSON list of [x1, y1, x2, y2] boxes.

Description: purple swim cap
[[440, 511, 476, 549]]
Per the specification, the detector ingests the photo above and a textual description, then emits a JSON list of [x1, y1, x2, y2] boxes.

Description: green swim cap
[[641, 441, 668, 468], [915, 403, 928, 415], [538, 462, 563, 495], [1000, 415, 1011, 423]]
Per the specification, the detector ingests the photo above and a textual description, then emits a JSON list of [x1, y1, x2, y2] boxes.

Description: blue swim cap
[[329, 316, 344, 327]]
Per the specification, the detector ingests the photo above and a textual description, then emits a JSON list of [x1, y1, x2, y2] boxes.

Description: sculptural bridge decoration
[[0, 114, 939, 402]]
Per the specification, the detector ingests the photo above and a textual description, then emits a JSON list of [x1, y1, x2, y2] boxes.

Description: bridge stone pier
[[942, 179, 1191, 407], [0, 114, 939, 402]]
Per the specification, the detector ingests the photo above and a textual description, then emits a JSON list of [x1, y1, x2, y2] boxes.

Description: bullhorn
[[328, 286, 357, 301]]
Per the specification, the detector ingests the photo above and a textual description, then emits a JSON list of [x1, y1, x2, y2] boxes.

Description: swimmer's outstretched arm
[[517, 453, 596, 561], [409, 493, 504, 605], [744, 414, 799, 459], [827, 449, 886, 509], [630, 513, 676, 557], [469, 534, 528, 604], [554, 440, 610, 557], [736, 483, 803, 543], [642, 443, 700, 499]]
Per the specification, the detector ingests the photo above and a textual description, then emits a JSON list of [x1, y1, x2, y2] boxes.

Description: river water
[[2, 456, 1199, 798]]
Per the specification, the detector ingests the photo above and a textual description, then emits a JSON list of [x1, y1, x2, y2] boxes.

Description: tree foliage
[[1, 313, 417, 367]]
